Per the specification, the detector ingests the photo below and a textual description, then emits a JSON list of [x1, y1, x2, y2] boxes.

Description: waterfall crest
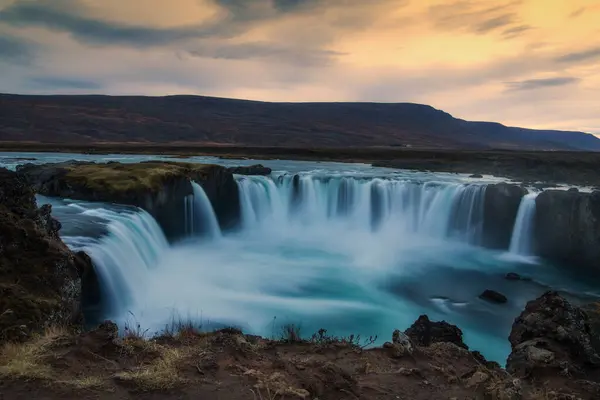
[[509, 192, 538, 256], [237, 174, 487, 243]]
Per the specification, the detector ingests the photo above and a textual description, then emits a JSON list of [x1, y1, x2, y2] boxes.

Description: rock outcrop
[[533, 190, 600, 274], [0, 168, 93, 343], [507, 291, 600, 380], [404, 315, 468, 349], [479, 289, 508, 304], [227, 164, 272, 176], [17, 161, 241, 240], [482, 183, 527, 249]]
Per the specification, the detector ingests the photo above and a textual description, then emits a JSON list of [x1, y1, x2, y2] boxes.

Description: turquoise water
[[2, 151, 598, 365]]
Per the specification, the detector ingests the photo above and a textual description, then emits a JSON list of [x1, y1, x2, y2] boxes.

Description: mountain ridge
[[1, 93, 598, 151]]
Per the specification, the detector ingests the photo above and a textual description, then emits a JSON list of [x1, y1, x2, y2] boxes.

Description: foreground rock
[[0, 168, 94, 343], [404, 315, 468, 349], [17, 161, 241, 240], [507, 291, 600, 382], [482, 183, 527, 249], [534, 189, 600, 274]]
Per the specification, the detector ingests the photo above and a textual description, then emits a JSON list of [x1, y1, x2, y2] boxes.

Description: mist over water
[[4, 153, 598, 365]]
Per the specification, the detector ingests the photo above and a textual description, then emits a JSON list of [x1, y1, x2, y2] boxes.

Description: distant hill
[[1, 93, 598, 151]]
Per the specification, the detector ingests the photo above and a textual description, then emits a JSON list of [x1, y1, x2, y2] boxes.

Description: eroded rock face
[[482, 183, 527, 249], [533, 190, 600, 274], [227, 164, 272, 176], [0, 168, 93, 343], [17, 161, 241, 239], [404, 315, 467, 349], [507, 291, 600, 379]]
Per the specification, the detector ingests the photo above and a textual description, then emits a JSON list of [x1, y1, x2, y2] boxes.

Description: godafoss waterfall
[[3, 152, 599, 366]]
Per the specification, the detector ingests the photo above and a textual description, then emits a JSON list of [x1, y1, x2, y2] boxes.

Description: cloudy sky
[[0, 0, 599, 133]]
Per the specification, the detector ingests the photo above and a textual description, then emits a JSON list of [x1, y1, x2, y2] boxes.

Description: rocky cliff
[[482, 183, 527, 249], [534, 190, 600, 274], [0, 168, 94, 343], [16, 161, 241, 240]]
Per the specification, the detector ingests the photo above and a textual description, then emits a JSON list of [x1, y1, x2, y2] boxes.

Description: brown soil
[[0, 323, 594, 400]]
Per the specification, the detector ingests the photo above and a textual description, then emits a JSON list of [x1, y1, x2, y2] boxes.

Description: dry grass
[[64, 161, 212, 193], [0, 326, 69, 380], [115, 347, 187, 390], [62, 376, 107, 390]]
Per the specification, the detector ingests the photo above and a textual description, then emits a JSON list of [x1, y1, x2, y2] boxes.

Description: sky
[[0, 0, 599, 134]]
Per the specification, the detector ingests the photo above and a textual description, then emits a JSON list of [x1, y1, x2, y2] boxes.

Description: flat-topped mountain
[[1, 93, 599, 151]]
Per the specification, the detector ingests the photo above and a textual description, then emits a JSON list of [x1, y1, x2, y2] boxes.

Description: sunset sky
[[0, 0, 599, 134]]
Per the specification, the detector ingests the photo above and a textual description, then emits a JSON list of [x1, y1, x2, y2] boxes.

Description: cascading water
[[78, 209, 169, 316], [184, 182, 222, 239], [508, 192, 539, 256], [237, 174, 487, 244]]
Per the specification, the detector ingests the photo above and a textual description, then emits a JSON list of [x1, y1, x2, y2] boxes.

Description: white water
[[508, 193, 539, 257], [238, 174, 487, 244], [78, 209, 169, 315], [4, 152, 600, 365], [185, 182, 222, 239]]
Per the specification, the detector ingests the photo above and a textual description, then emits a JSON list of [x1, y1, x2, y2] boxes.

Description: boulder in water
[[469, 174, 483, 178], [505, 272, 532, 282], [505, 272, 521, 281], [404, 315, 467, 349], [507, 291, 600, 380], [479, 289, 508, 304]]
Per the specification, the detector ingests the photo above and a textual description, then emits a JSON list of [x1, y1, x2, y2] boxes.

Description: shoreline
[[2, 143, 600, 187]]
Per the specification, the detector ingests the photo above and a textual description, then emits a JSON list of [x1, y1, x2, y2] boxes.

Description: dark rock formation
[[482, 183, 527, 249], [0, 168, 93, 343], [479, 289, 508, 304], [533, 190, 600, 274], [505, 272, 532, 282], [17, 161, 241, 240], [505, 272, 521, 281], [404, 315, 467, 349], [507, 291, 600, 380], [469, 174, 483, 178], [227, 164, 272, 176]]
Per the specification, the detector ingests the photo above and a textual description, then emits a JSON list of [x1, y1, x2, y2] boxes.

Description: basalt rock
[[0, 168, 93, 343], [533, 190, 600, 274], [481, 183, 527, 249], [479, 289, 508, 304], [507, 291, 600, 380], [227, 164, 272, 176], [404, 315, 467, 349], [17, 161, 241, 240]]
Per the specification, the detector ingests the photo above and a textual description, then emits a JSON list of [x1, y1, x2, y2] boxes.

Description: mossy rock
[[0, 168, 88, 343]]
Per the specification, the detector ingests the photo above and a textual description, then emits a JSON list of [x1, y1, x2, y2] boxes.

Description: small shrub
[[310, 328, 377, 349], [280, 324, 302, 343]]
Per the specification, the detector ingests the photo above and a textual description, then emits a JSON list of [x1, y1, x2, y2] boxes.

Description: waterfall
[[80, 209, 169, 315], [236, 174, 487, 244], [509, 193, 538, 256], [184, 182, 222, 239]]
